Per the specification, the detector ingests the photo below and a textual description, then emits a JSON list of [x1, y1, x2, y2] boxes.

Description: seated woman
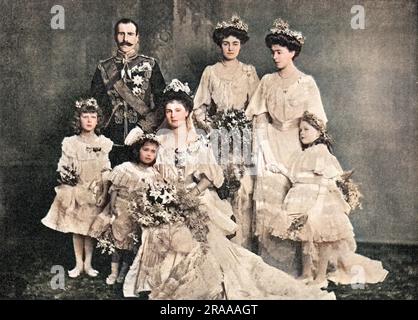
[[123, 79, 335, 300]]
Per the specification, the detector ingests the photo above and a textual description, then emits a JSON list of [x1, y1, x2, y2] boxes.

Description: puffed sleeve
[[193, 139, 224, 188], [312, 145, 343, 179], [99, 136, 113, 181], [57, 136, 77, 172], [108, 164, 129, 192], [304, 76, 327, 124], [193, 66, 212, 123], [245, 75, 268, 119]]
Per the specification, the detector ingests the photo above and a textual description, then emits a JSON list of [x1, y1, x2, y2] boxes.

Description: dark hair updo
[[160, 90, 193, 114], [213, 27, 249, 47], [265, 33, 302, 60]]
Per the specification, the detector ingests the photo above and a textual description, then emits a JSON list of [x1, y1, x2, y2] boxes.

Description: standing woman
[[193, 15, 259, 249], [245, 19, 327, 276]]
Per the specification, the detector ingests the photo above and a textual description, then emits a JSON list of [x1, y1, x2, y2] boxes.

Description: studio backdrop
[[0, 0, 416, 248]]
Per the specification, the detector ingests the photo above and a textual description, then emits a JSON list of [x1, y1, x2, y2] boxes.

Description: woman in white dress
[[193, 15, 259, 249], [246, 19, 328, 276]]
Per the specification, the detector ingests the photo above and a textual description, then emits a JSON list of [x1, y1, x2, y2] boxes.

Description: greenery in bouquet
[[96, 228, 116, 255], [212, 109, 252, 132], [336, 170, 363, 212], [129, 180, 209, 243], [57, 164, 79, 186]]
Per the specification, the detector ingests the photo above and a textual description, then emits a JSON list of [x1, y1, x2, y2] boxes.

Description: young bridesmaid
[[90, 127, 161, 285], [42, 98, 113, 278], [268, 111, 388, 287]]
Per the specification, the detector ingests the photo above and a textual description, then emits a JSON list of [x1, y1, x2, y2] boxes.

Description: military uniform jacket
[[91, 53, 165, 146]]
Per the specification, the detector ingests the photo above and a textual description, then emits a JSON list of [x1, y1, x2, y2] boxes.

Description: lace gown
[[42, 135, 113, 235], [245, 70, 327, 275], [270, 144, 388, 285], [193, 61, 259, 249], [123, 131, 335, 300]]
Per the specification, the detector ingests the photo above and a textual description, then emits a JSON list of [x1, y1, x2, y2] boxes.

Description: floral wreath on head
[[269, 18, 305, 45], [75, 97, 100, 110], [301, 111, 326, 133], [215, 14, 249, 32]]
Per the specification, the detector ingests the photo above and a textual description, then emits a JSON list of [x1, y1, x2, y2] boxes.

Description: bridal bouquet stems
[[212, 109, 252, 199]]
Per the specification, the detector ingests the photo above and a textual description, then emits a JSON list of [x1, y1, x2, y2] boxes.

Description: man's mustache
[[118, 41, 134, 46]]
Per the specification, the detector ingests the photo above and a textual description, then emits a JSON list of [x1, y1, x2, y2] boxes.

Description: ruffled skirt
[[42, 184, 100, 236]]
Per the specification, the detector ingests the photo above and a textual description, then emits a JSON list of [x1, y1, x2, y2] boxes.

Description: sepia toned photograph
[[0, 0, 416, 303]]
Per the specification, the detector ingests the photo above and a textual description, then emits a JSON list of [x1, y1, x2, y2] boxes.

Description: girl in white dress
[[42, 98, 113, 278], [268, 111, 388, 287], [90, 128, 161, 285]]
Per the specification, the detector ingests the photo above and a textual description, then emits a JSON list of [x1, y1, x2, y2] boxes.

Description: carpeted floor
[[0, 237, 416, 300]]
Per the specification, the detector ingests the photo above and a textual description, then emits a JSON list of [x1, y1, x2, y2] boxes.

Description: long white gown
[[193, 61, 260, 249], [123, 129, 335, 300], [246, 69, 328, 275]]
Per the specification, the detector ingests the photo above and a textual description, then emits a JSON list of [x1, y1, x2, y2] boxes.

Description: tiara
[[75, 97, 99, 110], [124, 126, 160, 146], [215, 14, 248, 33], [163, 79, 192, 96], [269, 18, 305, 45], [302, 111, 326, 132]]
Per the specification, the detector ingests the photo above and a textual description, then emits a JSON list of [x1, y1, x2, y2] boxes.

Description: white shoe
[[106, 274, 117, 285], [85, 268, 99, 277], [68, 267, 82, 278]]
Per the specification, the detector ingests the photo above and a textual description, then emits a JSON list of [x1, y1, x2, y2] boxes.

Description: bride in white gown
[[123, 79, 335, 300]]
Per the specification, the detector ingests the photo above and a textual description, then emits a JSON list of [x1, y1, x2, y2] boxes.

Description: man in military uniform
[[91, 18, 166, 165]]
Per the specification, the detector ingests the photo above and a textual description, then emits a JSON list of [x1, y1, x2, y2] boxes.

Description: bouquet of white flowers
[[212, 109, 252, 133], [129, 180, 209, 243]]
